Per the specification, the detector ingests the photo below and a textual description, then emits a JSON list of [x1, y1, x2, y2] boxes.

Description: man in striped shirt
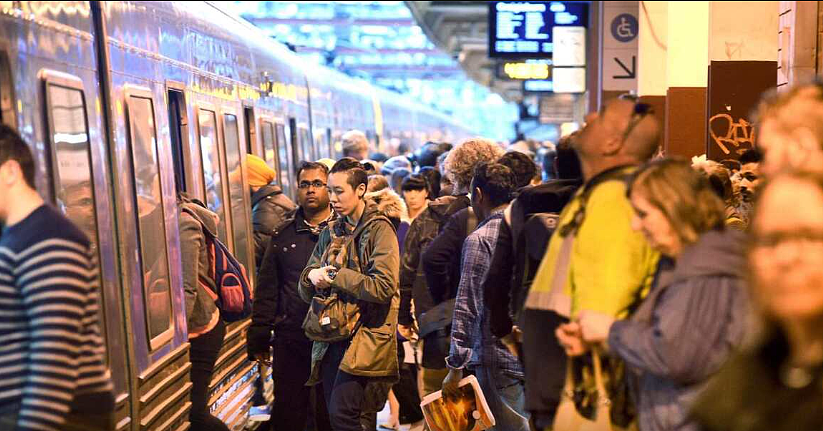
[[0, 125, 113, 431]]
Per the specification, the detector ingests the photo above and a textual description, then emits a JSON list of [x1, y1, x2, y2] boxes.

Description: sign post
[[602, 2, 639, 94]]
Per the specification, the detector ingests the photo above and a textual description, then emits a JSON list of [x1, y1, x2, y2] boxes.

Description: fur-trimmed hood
[[365, 187, 409, 224]]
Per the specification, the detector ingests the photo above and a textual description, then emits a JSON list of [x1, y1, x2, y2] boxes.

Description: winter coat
[[365, 187, 412, 254], [691, 329, 823, 431], [248, 208, 332, 358], [422, 206, 475, 303], [607, 229, 750, 431], [398, 194, 470, 326], [178, 201, 221, 338], [299, 199, 401, 378], [252, 183, 296, 266]]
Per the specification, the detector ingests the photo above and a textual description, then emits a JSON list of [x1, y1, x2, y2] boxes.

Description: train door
[[41, 70, 134, 430], [121, 84, 191, 431], [220, 110, 253, 277]]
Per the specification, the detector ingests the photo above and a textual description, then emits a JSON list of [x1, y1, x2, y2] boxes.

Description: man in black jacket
[[247, 154, 297, 267], [248, 161, 333, 431]]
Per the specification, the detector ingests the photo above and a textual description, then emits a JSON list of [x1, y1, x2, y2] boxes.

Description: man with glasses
[[520, 96, 662, 430], [248, 161, 334, 431]]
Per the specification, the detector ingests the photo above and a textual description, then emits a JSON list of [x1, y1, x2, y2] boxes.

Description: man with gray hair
[[341, 130, 370, 161]]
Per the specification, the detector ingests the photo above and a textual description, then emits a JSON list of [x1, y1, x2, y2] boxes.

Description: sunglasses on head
[[618, 94, 655, 141]]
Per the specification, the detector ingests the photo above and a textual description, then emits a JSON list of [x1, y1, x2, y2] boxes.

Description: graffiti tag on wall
[[709, 113, 755, 156]]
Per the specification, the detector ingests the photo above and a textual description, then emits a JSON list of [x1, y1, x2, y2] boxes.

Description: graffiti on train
[[709, 113, 755, 156]]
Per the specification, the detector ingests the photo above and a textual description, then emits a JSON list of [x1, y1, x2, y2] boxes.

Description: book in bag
[[420, 375, 495, 431]]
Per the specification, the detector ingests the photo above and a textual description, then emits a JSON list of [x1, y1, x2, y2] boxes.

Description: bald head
[[576, 97, 662, 180]]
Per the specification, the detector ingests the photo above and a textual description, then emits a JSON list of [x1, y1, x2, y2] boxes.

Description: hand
[[441, 368, 463, 401], [308, 266, 334, 290], [578, 311, 616, 345], [398, 324, 417, 341], [501, 326, 522, 358], [556, 322, 588, 357], [253, 352, 271, 367]]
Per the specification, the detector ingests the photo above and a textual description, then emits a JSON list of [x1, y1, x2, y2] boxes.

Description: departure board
[[489, 1, 589, 58]]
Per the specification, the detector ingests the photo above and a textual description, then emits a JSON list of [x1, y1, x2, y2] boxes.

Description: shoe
[[248, 405, 271, 422], [378, 423, 399, 431]]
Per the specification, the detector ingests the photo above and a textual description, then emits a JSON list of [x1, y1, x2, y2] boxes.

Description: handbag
[[302, 220, 363, 342], [553, 350, 633, 431]]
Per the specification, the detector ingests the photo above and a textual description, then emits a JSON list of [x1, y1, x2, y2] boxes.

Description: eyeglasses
[[618, 94, 654, 142], [750, 229, 823, 250], [298, 180, 327, 190]]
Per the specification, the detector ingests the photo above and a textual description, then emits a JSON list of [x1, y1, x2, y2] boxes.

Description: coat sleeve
[[398, 216, 424, 325], [607, 277, 747, 385], [178, 214, 203, 320], [299, 228, 330, 304], [422, 211, 464, 303], [333, 220, 400, 304], [249, 235, 281, 357]]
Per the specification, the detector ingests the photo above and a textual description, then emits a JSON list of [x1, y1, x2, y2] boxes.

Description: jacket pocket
[[347, 323, 395, 373]]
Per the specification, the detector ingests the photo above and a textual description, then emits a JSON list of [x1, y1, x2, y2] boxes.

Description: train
[[0, 2, 474, 430]]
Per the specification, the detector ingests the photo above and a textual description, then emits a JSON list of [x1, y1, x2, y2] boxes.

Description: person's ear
[[0, 160, 19, 186], [602, 134, 624, 156], [473, 186, 483, 204], [357, 183, 367, 199]]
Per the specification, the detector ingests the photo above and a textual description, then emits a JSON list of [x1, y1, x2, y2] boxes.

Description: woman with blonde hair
[[557, 159, 750, 431]]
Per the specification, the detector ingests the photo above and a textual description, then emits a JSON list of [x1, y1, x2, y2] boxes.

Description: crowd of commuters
[[5, 79, 823, 431]]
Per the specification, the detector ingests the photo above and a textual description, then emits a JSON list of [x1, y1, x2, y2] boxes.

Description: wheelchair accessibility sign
[[611, 13, 638, 43]]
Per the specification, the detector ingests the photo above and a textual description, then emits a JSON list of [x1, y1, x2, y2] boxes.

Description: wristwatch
[[326, 268, 338, 281]]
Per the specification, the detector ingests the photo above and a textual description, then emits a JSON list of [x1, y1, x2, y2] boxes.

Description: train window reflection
[[198, 109, 229, 243], [275, 124, 290, 195], [223, 114, 251, 274], [261, 121, 275, 170], [127, 95, 172, 348], [46, 83, 107, 359], [300, 128, 312, 163]]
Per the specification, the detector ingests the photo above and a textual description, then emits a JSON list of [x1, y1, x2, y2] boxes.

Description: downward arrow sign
[[613, 56, 636, 79]]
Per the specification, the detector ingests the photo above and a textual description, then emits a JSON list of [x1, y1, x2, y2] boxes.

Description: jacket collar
[[251, 183, 284, 208]]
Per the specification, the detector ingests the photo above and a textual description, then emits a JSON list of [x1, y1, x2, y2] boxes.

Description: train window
[[288, 118, 300, 170], [222, 113, 252, 273], [300, 128, 312, 163], [274, 123, 290, 196], [126, 94, 173, 349], [46, 84, 100, 254], [44, 82, 107, 359], [243, 107, 256, 155], [261, 120, 276, 168], [167, 89, 188, 193], [0, 51, 14, 126], [314, 131, 327, 159], [198, 108, 229, 243]]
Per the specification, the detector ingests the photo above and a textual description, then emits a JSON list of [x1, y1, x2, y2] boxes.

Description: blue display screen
[[489, 1, 589, 58]]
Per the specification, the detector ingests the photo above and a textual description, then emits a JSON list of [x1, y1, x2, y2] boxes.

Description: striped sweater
[[0, 204, 113, 431]]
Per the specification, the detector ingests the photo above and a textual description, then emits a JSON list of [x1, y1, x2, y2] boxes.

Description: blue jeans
[[475, 366, 530, 431]]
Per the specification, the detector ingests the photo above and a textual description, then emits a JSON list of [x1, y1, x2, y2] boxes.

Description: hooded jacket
[[606, 229, 750, 431], [299, 198, 401, 378], [398, 194, 471, 326], [178, 200, 221, 338], [252, 183, 297, 266]]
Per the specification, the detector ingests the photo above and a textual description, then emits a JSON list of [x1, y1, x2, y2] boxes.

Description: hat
[[380, 156, 412, 176], [246, 154, 276, 188], [316, 158, 336, 171]]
